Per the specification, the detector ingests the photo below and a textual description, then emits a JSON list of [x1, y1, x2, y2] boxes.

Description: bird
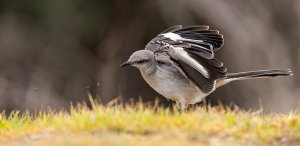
[[120, 25, 293, 110]]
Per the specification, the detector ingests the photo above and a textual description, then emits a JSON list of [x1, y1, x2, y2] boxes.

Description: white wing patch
[[171, 47, 209, 78], [162, 32, 182, 41], [162, 32, 209, 78], [162, 32, 203, 43]]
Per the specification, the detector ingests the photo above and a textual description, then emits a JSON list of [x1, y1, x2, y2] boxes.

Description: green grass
[[0, 99, 300, 146]]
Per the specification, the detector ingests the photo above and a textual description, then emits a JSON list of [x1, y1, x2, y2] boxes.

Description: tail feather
[[216, 69, 293, 88], [227, 69, 293, 80], [226, 69, 293, 80]]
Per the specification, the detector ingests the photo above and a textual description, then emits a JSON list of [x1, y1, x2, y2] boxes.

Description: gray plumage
[[121, 25, 293, 109]]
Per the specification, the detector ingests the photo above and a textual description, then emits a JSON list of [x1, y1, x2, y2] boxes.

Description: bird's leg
[[176, 101, 187, 111]]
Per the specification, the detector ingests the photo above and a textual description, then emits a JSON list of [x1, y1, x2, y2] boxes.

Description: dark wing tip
[[178, 25, 210, 32], [160, 25, 183, 34], [175, 26, 224, 51]]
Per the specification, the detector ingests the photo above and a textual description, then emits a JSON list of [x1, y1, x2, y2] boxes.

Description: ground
[[0, 99, 300, 146]]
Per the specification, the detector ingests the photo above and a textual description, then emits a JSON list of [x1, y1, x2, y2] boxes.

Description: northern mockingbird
[[120, 25, 293, 109]]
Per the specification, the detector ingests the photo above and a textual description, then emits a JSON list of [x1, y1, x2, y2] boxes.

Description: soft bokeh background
[[0, 0, 298, 112]]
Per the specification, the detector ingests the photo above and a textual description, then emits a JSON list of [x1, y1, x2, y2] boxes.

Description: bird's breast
[[141, 66, 208, 104]]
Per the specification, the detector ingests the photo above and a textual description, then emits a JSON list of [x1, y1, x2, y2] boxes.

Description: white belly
[[141, 68, 209, 105]]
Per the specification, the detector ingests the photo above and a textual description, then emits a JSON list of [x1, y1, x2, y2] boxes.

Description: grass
[[0, 98, 300, 146]]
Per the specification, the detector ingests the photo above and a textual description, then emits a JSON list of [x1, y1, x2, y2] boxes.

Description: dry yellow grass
[[0, 99, 300, 146]]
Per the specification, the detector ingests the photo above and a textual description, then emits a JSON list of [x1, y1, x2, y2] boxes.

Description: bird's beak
[[120, 61, 131, 67]]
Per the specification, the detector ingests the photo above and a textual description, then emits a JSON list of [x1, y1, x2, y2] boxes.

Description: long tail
[[216, 69, 293, 88]]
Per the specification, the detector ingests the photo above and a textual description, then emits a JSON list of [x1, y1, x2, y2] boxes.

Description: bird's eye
[[136, 60, 147, 64]]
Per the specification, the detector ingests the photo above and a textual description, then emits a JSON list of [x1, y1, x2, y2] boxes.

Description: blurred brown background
[[0, 0, 298, 112]]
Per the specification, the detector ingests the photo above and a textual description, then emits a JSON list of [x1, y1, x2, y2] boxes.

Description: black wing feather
[[178, 25, 209, 31], [174, 52, 227, 93], [175, 59, 215, 93], [160, 25, 182, 34], [176, 30, 224, 50]]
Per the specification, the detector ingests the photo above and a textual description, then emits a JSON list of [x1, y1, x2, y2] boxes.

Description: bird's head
[[120, 50, 155, 73]]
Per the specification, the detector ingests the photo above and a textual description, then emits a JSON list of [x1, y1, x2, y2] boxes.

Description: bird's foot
[[176, 102, 187, 112]]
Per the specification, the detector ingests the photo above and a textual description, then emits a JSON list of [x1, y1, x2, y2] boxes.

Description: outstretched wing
[[145, 25, 227, 93]]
